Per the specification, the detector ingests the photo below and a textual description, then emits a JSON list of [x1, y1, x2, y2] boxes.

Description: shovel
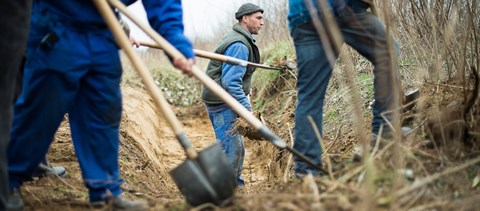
[[94, 0, 235, 206], [139, 40, 289, 71], [106, 0, 325, 174]]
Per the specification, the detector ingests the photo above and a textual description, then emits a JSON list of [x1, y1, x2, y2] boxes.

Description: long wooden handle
[[139, 40, 283, 70], [108, 0, 263, 128], [93, 0, 198, 159], [139, 41, 234, 64]]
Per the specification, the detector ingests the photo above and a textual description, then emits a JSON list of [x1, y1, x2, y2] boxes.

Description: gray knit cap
[[235, 3, 264, 20]]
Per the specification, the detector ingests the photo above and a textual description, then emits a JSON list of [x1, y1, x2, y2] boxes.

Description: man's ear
[[241, 15, 249, 23]]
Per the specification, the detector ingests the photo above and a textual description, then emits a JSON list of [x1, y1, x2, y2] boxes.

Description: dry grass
[[35, 0, 479, 210], [240, 0, 480, 210]]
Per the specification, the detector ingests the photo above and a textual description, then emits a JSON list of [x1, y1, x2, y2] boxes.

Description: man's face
[[243, 12, 264, 35]]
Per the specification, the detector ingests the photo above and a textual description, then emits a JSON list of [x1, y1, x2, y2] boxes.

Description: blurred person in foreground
[[0, 1, 31, 210], [201, 3, 264, 186], [11, 12, 140, 180], [288, 0, 407, 177], [7, 0, 194, 210]]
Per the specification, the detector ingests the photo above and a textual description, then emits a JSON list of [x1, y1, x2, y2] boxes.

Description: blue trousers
[[290, 5, 401, 175], [206, 104, 245, 186], [8, 9, 123, 202]]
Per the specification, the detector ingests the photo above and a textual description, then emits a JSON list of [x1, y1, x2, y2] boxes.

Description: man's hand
[[173, 57, 194, 77], [129, 35, 140, 48]]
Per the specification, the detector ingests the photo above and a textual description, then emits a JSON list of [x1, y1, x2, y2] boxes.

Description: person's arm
[[142, 0, 194, 75], [118, 15, 140, 47], [221, 42, 252, 111], [142, 0, 194, 59]]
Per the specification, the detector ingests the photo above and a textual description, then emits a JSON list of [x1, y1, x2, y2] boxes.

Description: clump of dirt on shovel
[[232, 111, 278, 141], [232, 118, 266, 140], [232, 110, 278, 141]]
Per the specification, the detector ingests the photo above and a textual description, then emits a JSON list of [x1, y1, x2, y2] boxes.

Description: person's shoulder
[[229, 42, 248, 50], [221, 31, 248, 45], [223, 29, 240, 38]]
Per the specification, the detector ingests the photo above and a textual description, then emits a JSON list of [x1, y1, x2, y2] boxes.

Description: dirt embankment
[[19, 86, 282, 210]]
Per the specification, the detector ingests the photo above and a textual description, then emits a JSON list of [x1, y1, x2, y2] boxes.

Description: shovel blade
[[170, 143, 235, 206], [197, 143, 236, 201]]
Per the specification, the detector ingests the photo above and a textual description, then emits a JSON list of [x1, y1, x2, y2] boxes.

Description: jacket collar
[[233, 23, 256, 44]]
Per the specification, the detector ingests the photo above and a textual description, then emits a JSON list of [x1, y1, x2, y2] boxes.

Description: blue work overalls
[[8, 3, 123, 202], [8, 0, 193, 202]]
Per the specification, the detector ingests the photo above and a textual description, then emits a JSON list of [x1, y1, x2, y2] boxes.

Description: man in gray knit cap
[[201, 3, 264, 186]]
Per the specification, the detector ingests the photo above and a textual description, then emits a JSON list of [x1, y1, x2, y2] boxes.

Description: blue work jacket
[[34, 0, 194, 58], [288, 0, 369, 30], [221, 42, 252, 111]]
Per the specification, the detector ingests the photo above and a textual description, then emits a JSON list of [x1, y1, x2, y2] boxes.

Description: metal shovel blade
[[170, 143, 236, 206]]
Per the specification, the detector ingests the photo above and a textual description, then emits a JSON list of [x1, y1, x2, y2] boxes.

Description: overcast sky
[[123, 0, 255, 42]]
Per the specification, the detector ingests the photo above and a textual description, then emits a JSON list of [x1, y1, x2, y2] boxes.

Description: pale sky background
[[122, 0, 256, 43]]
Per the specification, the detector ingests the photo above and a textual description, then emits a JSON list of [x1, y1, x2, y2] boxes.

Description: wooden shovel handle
[[139, 41, 231, 65], [93, 0, 198, 159], [139, 40, 283, 70]]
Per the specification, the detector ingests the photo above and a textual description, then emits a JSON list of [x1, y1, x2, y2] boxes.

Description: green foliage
[[323, 92, 350, 128], [358, 72, 374, 99], [261, 40, 295, 67], [253, 98, 266, 111], [252, 68, 281, 96], [399, 57, 417, 66], [150, 66, 201, 106], [252, 40, 298, 101], [323, 109, 339, 123], [122, 66, 201, 107]]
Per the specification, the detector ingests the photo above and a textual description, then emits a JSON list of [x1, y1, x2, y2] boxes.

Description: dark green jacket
[[201, 23, 260, 107]]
